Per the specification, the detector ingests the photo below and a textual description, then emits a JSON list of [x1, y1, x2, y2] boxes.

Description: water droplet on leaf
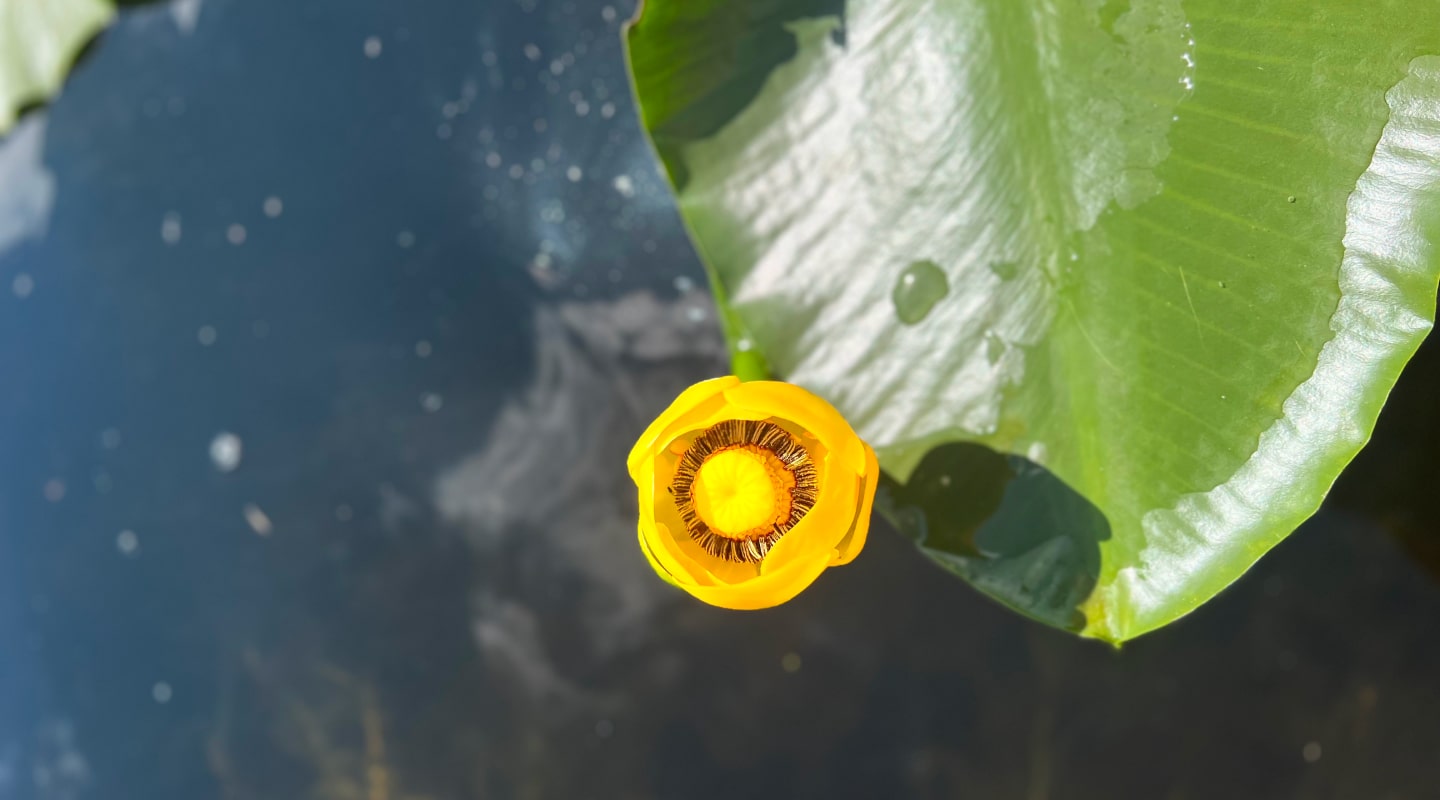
[[892, 260, 949, 325], [984, 331, 1005, 365], [989, 261, 1018, 280]]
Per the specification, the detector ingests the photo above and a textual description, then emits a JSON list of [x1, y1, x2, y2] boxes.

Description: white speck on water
[[43, 480, 65, 502], [396, 230, 416, 248], [226, 224, 247, 245], [566, 165, 583, 182], [530, 157, 546, 173], [1302, 741, 1322, 763], [100, 428, 122, 449], [414, 340, 433, 358], [600, 102, 616, 119], [508, 164, 525, 180], [151, 682, 173, 704], [196, 325, 217, 346], [485, 152, 502, 168], [161, 212, 182, 244], [674, 275, 694, 293], [11, 273, 34, 299], [685, 306, 705, 323], [533, 118, 548, 133], [436, 123, 453, 140], [209, 432, 243, 472], [601, 5, 617, 22], [781, 652, 802, 673], [550, 59, 565, 76], [612, 174, 635, 198], [262, 196, 283, 218], [170, 0, 201, 34], [116, 530, 139, 556], [243, 503, 273, 536], [523, 43, 541, 61], [363, 36, 383, 58], [420, 393, 444, 413], [93, 468, 113, 494], [575, 101, 590, 116]]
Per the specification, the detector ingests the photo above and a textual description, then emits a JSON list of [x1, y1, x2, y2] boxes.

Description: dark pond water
[[1, 1, 1438, 798]]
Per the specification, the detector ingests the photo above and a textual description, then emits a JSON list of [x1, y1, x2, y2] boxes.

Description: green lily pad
[[0, 0, 115, 135], [627, 0, 1440, 641]]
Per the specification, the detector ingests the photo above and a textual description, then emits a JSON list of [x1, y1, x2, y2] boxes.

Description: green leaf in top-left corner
[[0, 0, 116, 135]]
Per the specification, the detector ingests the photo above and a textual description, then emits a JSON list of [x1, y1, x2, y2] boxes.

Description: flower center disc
[[668, 419, 819, 564], [691, 446, 795, 539]]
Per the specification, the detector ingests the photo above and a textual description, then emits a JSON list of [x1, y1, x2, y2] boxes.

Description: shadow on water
[[876, 442, 1111, 632]]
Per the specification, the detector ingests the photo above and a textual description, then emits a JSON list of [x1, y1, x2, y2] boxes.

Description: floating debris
[[243, 503, 273, 536]]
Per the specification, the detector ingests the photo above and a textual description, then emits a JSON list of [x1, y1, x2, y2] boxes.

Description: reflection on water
[[0, 116, 54, 261], [0, 1, 1438, 799], [436, 292, 725, 698]]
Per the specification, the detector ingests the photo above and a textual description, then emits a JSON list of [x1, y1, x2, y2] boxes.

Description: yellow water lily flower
[[627, 376, 879, 610]]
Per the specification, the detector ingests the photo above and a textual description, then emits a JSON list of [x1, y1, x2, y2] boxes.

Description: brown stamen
[[669, 420, 819, 563]]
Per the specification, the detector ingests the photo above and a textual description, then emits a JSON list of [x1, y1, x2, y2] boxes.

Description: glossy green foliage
[[0, 0, 114, 134], [627, 0, 1440, 641]]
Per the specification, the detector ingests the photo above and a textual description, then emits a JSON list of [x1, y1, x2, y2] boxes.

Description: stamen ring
[[669, 419, 819, 563]]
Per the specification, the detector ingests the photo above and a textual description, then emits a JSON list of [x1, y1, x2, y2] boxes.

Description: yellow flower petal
[[637, 524, 683, 589], [722, 381, 867, 473], [831, 443, 879, 566], [758, 450, 858, 573], [682, 550, 832, 610], [626, 376, 740, 481], [635, 456, 721, 586]]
